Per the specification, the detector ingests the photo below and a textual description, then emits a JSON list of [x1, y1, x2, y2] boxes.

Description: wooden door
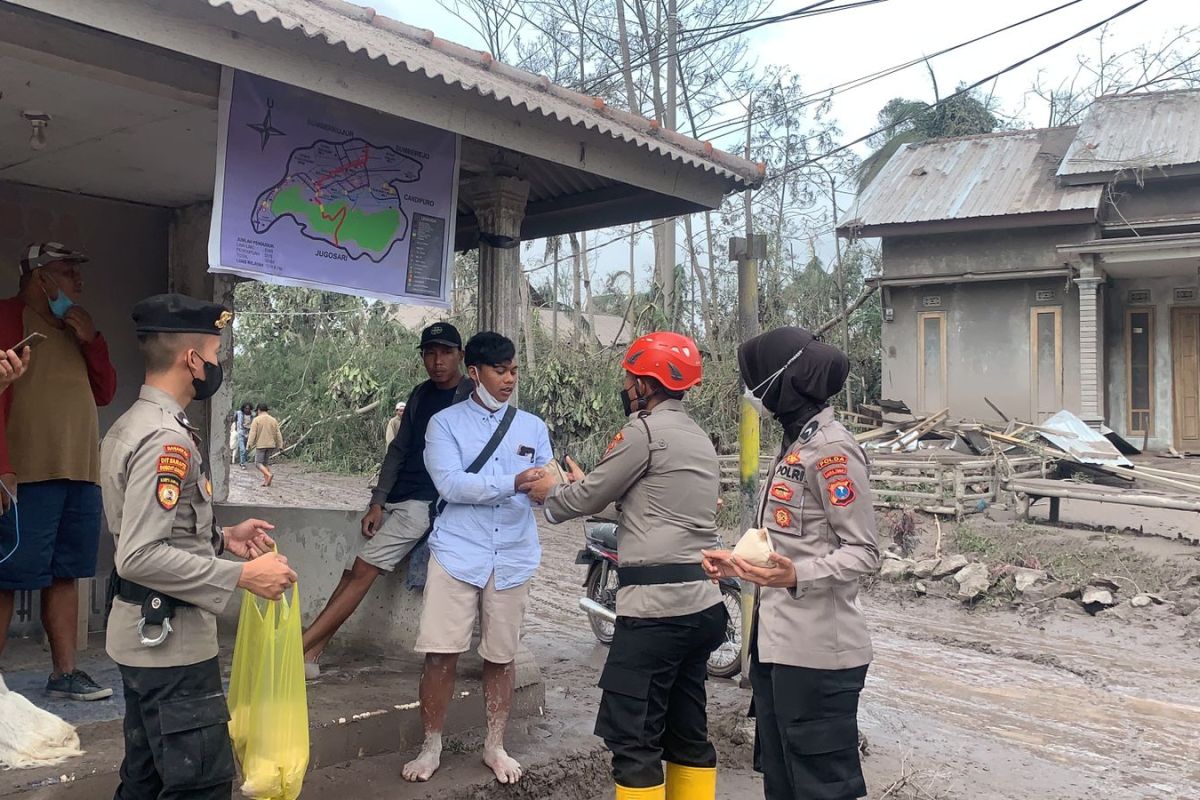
[[917, 312, 947, 413], [1172, 307, 1200, 452], [1029, 307, 1063, 422]]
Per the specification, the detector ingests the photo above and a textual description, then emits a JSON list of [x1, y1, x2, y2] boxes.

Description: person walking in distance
[[385, 401, 406, 448], [0, 242, 117, 702], [301, 323, 472, 678], [102, 294, 297, 800], [235, 402, 254, 468], [703, 326, 880, 800], [524, 332, 727, 800], [246, 403, 283, 487], [402, 332, 550, 786]]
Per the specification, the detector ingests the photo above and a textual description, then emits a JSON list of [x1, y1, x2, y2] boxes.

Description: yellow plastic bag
[[227, 584, 309, 800]]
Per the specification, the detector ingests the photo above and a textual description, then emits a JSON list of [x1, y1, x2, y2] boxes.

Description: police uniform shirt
[[545, 399, 722, 619], [101, 385, 242, 668], [755, 406, 880, 671]]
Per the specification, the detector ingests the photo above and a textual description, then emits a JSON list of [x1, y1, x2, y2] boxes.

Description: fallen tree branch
[[281, 400, 380, 455], [815, 283, 879, 337]]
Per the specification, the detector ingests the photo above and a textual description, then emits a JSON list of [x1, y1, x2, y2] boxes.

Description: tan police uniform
[[544, 399, 727, 790], [100, 295, 240, 800], [750, 405, 880, 800]]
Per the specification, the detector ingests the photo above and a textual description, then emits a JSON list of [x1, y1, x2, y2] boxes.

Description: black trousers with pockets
[[114, 657, 236, 800], [595, 602, 728, 788], [750, 642, 868, 800]]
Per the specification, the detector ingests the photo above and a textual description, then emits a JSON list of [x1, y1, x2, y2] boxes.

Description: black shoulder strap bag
[[406, 405, 518, 590]]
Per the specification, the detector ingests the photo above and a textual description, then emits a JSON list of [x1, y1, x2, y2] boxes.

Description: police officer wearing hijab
[[703, 326, 880, 800]]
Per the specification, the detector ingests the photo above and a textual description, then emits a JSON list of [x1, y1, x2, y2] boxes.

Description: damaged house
[[840, 89, 1200, 453]]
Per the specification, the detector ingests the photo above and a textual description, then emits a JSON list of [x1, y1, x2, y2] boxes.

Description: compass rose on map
[[247, 98, 286, 151]]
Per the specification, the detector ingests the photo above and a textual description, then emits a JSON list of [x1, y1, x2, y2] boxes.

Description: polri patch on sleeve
[[157, 454, 189, 481], [817, 455, 847, 469], [604, 431, 625, 457], [156, 475, 182, 511], [163, 444, 191, 461], [822, 466, 849, 480], [828, 478, 856, 507]]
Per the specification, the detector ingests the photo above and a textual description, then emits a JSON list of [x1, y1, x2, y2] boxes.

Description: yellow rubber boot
[[664, 763, 717, 800], [616, 784, 666, 800]]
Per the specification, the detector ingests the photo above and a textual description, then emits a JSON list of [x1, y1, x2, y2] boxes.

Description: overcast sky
[[356, 0, 1190, 291]]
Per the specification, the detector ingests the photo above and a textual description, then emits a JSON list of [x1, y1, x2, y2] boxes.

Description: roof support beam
[[12, 0, 730, 209]]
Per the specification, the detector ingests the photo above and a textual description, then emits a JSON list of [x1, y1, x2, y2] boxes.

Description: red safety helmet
[[622, 331, 703, 392]]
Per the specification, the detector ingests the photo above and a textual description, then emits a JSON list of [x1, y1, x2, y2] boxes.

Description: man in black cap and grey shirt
[[302, 322, 472, 677]]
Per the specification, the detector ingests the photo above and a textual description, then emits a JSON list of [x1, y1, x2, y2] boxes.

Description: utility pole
[[732, 98, 764, 688], [654, 0, 679, 321]]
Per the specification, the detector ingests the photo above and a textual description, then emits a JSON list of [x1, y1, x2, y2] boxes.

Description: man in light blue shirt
[[403, 332, 551, 787]]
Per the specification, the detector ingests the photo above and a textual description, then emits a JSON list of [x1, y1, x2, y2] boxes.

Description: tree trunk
[[683, 213, 713, 342]]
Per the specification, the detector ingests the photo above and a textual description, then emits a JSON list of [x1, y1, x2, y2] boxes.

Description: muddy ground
[[232, 463, 1200, 799]]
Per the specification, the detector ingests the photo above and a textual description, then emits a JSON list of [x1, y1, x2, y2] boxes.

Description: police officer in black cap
[[100, 294, 297, 800]]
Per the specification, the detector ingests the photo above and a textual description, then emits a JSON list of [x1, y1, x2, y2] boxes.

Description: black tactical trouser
[[114, 657, 236, 800], [595, 602, 728, 788], [750, 642, 868, 800]]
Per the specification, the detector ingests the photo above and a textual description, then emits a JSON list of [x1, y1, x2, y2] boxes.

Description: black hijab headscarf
[[738, 326, 851, 444]]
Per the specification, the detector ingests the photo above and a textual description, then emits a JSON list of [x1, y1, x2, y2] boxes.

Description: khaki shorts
[[414, 555, 531, 664], [357, 500, 430, 572]]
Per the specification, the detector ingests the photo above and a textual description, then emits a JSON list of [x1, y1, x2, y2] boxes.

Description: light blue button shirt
[[424, 398, 552, 590]]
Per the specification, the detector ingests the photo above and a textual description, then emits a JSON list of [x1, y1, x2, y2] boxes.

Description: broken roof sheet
[[1058, 89, 1200, 182], [203, 0, 763, 189], [841, 127, 1102, 234]]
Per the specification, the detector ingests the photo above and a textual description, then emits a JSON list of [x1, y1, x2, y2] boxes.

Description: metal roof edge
[[204, 0, 765, 189]]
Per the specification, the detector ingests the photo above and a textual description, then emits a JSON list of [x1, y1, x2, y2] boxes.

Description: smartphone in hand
[[12, 332, 47, 351]]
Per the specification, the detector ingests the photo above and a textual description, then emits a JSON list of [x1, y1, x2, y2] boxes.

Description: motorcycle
[[576, 518, 743, 679]]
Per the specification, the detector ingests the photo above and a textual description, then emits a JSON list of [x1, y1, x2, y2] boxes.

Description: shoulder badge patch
[[156, 476, 181, 511], [769, 481, 795, 502], [817, 455, 847, 469], [773, 507, 794, 529], [828, 478, 856, 507], [800, 419, 820, 442], [604, 431, 625, 457], [784, 452, 802, 465]]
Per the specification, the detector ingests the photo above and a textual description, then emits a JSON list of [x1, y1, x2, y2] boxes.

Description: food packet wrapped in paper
[[544, 459, 568, 484], [732, 527, 775, 568]]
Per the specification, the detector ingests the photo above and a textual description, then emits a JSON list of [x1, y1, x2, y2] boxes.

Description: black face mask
[[190, 355, 224, 402], [619, 383, 645, 417]]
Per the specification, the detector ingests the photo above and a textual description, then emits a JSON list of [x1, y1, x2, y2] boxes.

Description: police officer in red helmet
[[524, 332, 726, 800]]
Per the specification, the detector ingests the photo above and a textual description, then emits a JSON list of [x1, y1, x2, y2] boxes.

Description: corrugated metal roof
[[1058, 89, 1200, 180], [202, 0, 763, 188], [843, 127, 1102, 232]]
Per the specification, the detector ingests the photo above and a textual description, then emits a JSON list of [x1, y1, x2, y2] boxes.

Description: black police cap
[[418, 321, 462, 350], [132, 293, 233, 336]]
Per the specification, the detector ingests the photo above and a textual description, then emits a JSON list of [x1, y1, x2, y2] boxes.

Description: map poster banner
[[208, 68, 460, 306]]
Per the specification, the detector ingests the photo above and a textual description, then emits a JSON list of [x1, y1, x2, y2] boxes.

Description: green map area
[[270, 185, 402, 255]]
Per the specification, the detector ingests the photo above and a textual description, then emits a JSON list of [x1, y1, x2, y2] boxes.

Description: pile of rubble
[[877, 551, 1200, 622]]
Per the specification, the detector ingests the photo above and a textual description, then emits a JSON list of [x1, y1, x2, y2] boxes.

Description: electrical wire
[[695, 0, 1093, 143], [767, 0, 1154, 181]]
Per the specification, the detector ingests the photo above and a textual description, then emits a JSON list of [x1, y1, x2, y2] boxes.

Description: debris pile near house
[[876, 551, 1200, 622], [845, 403, 1200, 519]]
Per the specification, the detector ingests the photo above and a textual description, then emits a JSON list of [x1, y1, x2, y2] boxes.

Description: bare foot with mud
[[483, 746, 523, 784], [401, 735, 442, 782]]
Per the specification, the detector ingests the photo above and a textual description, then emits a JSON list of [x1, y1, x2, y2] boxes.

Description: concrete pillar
[[1075, 260, 1105, 427], [464, 176, 529, 343]]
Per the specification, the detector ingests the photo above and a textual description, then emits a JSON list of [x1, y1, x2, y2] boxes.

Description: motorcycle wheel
[[585, 563, 618, 645], [707, 582, 743, 679]]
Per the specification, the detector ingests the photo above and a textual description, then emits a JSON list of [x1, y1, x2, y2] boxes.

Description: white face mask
[[470, 368, 506, 412], [743, 346, 807, 418]]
